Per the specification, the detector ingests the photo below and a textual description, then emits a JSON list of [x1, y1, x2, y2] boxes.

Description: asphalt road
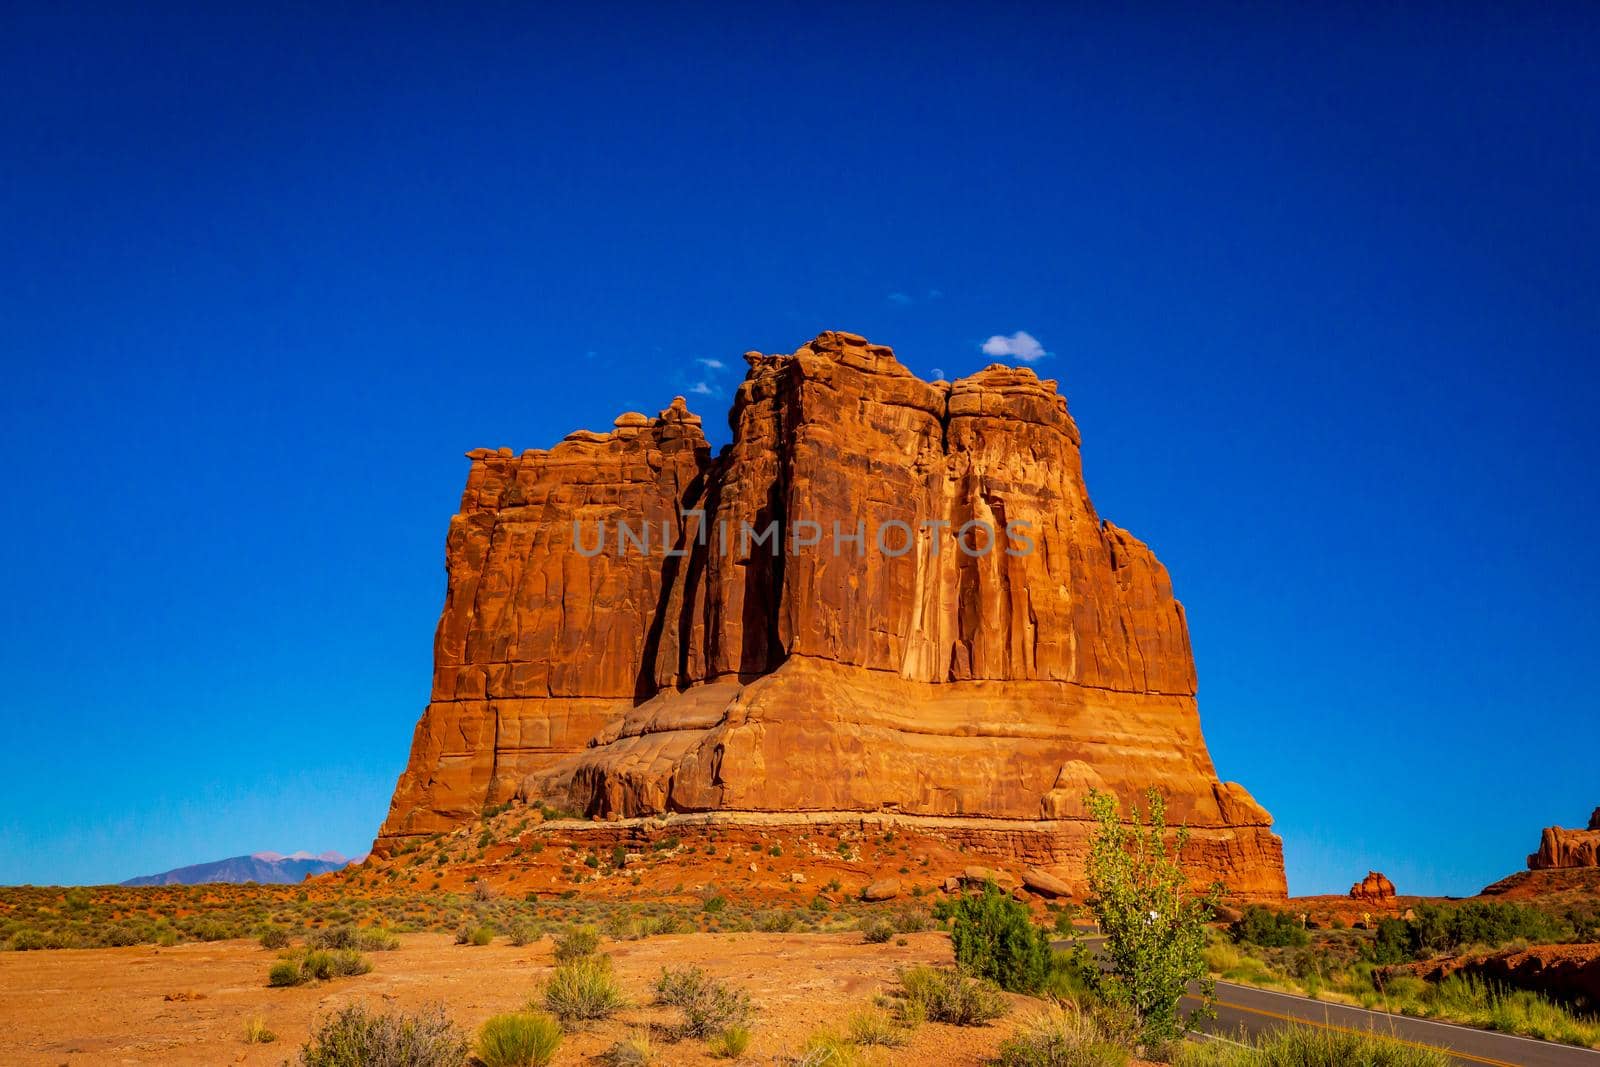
[[1055, 936, 1600, 1066], [1189, 979, 1600, 1067]]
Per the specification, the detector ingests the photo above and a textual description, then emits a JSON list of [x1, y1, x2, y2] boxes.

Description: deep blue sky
[[2, 6, 1596, 893]]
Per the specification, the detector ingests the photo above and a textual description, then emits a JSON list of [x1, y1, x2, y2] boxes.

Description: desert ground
[[0, 930, 1055, 1066]]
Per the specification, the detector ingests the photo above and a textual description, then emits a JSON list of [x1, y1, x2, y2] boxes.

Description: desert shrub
[[707, 1024, 752, 1058], [703, 895, 728, 914], [299, 1002, 468, 1067], [102, 924, 142, 947], [846, 1008, 907, 1047], [258, 925, 291, 950], [310, 924, 399, 952], [755, 909, 798, 932], [553, 926, 599, 962], [508, 919, 539, 947], [603, 1029, 658, 1065], [861, 918, 895, 944], [184, 917, 236, 942], [891, 908, 931, 934], [543, 955, 626, 1022], [893, 965, 1009, 1026], [302, 948, 373, 980], [1080, 788, 1218, 1049], [243, 1016, 278, 1044], [454, 924, 493, 946], [652, 966, 753, 1037], [268, 959, 304, 987], [270, 948, 372, 986], [949, 882, 1054, 993], [1229, 906, 1308, 948], [475, 1011, 561, 1067], [1172, 1023, 1448, 1066], [995, 1003, 1129, 1067], [791, 1030, 865, 1066]]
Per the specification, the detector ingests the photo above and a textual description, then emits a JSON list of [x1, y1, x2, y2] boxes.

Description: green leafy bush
[[475, 1011, 561, 1067], [299, 1003, 468, 1067], [1080, 789, 1219, 1050], [1229, 906, 1309, 948], [949, 882, 1054, 993]]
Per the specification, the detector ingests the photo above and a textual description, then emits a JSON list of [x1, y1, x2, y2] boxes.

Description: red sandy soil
[[345, 814, 1026, 909], [0, 931, 1076, 1066]]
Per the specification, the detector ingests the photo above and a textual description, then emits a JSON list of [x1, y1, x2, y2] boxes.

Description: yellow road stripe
[[1212, 997, 1519, 1067]]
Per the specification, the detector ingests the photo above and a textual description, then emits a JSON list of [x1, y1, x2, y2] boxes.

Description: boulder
[[1022, 869, 1073, 899], [960, 866, 1010, 887], [861, 878, 900, 902]]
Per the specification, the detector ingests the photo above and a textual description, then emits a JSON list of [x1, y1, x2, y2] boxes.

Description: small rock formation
[[1349, 871, 1397, 904], [374, 331, 1288, 901], [1527, 808, 1600, 870], [959, 865, 1012, 888], [1023, 868, 1074, 899], [861, 878, 900, 902]]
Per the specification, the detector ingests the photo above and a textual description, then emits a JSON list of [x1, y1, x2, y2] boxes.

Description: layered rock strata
[[376, 331, 1287, 900]]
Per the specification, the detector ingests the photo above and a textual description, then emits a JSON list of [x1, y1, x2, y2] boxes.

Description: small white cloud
[[696, 358, 724, 370], [931, 366, 945, 380], [689, 382, 713, 396], [887, 291, 913, 305], [980, 330, 1048, 363]]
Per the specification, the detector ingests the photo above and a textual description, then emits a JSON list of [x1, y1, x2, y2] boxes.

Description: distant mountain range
[[120, 850, 358, 886]]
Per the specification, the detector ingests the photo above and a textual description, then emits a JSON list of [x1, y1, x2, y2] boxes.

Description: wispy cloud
[[887, 291, 914, 306], [696, 358, 724, 370], [689, 382, 714, 396], [980, 330, 1048, 363]]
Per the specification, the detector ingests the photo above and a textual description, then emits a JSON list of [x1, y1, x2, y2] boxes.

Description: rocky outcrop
[[1527, 808, 1600, 870], [375, 331, 1287, 901], [1406, 944, 1600, 1014], [1349, 871, 1397, 904]]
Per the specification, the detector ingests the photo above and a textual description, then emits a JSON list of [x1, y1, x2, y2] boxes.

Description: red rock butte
[[1527, 807, 1600, 870], [375, 331, 1287, 902]]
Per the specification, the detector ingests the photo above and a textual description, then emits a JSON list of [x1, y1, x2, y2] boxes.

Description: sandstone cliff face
[[377, 331, 1287, 900], [1528, 808, 1600, 870]]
